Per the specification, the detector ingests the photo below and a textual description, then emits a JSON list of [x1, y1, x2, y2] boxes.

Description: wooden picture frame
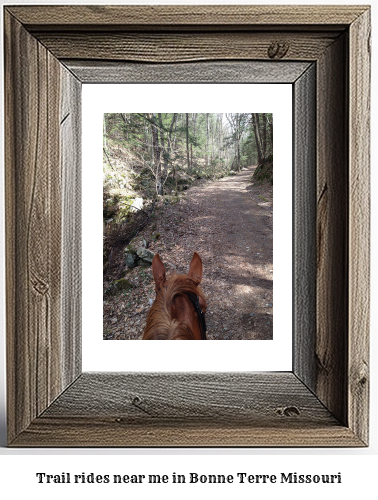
[[4, 5, 370, 447]]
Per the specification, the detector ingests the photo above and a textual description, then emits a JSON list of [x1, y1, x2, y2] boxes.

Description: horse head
[[143, 252, 207, 340]]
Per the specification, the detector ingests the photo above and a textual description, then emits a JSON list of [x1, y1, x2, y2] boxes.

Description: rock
[[120, 268, 128, 278], [105, 278, 134, 297], [124, 252, 138, 268], [130, 197, 144, 212], [124, 246, 138, 268], [169, 171, 194, 183], [124, 245, 155, 268], [136, 247, 155, 264]]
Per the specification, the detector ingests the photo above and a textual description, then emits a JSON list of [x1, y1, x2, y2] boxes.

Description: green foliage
[[103, 112, 273, 221], [105, 278, 134, 297], [251, 153, 273, 185], [103, 189, 137, 223]]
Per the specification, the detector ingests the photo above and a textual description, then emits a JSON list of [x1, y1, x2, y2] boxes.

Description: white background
[[0, 0, 377, 499], [82, 83, 292, 371]]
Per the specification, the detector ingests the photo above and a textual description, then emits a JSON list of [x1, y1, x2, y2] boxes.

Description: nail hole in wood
[[277, 406, 300, 417]]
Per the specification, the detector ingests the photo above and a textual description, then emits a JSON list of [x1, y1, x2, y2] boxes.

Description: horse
[[143, 252, 207, 340]]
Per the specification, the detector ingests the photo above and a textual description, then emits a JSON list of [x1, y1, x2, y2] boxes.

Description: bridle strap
[[187, 293, 207, 340]]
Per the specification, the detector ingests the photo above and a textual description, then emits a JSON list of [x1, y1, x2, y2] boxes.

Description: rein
[[186, 293, 207, 340]]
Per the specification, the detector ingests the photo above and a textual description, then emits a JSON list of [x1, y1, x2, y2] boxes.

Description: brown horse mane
[[143, 274, 206, 340]]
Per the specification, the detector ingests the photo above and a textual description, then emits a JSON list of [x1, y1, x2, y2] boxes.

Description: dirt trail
[[176, 166, 273, 340], [103, 166, 273, 340]]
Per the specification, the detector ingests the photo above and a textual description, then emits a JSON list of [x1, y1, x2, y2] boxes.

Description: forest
[[103, 112, 273, 201], [103, 112, 273, 340]]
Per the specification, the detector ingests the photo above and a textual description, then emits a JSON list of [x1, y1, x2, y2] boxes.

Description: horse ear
[[152, 253, 166, 291], [188, 251, 203, 285]]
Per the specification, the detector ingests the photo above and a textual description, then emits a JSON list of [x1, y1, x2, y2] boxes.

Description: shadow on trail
[[176, 166, 273, 340]]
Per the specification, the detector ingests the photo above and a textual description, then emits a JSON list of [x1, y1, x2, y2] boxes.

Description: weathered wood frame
[[4, 5, 370, 447]]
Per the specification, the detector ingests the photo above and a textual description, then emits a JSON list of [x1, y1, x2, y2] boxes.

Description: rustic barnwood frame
[[4, 5, 370, 447]]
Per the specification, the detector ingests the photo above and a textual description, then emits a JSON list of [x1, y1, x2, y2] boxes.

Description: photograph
[[103, 113, 273, 340]]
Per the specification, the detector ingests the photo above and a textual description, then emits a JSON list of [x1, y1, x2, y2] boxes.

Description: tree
[[103, 112, 273, 197], [226, 113, 248, 171], [103, 114, 107, 151], [251, 113, 264, 164], [262, 113, 267, 157], [149, 113, 162, 194], [267, 114, 273, 152], [206, 113, 209, 174], [186, 113, 190, 171]]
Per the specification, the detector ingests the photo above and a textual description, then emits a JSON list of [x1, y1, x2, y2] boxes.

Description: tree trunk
[[237, 114, 241, 171], [252, 113, 264, 164], [167, 113, 178, 150], [149, 113, 162, 195], [262, 113, 267, 158], [103, 114, 107, 150], [158, 113, 169, 180], [226, 113, 237, 171], [192, 113, 197, 138], [158, 113, 165, 150], [211, 116, 217, 177], [192, 113, 197, 168], [206, 113, 209, 175], [217, 114, 222, 161], [268, 116, 273, 153], [186, 113, 190, 171]]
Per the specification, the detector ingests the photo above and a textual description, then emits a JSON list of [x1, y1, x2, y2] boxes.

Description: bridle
[[155, 281, 207, 340], [186, 293, 207, 340]]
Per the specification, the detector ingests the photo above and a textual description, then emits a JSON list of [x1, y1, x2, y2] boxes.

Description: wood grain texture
[[65, 60, 311, 84], [36, 32, 339, 63], [61, 69, 82, 388], [348, 9, 371, 445], [5, 12, 61, 442], [41, 373, 335, 422], [7, 5, 367, 29], [4, 11, 79, 444], [11, 373, 363, 447], [293, 64, 316, 391], [4, 5, 370, 447], [11, 419, 363, 448], [316, 34, 348, 426]]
